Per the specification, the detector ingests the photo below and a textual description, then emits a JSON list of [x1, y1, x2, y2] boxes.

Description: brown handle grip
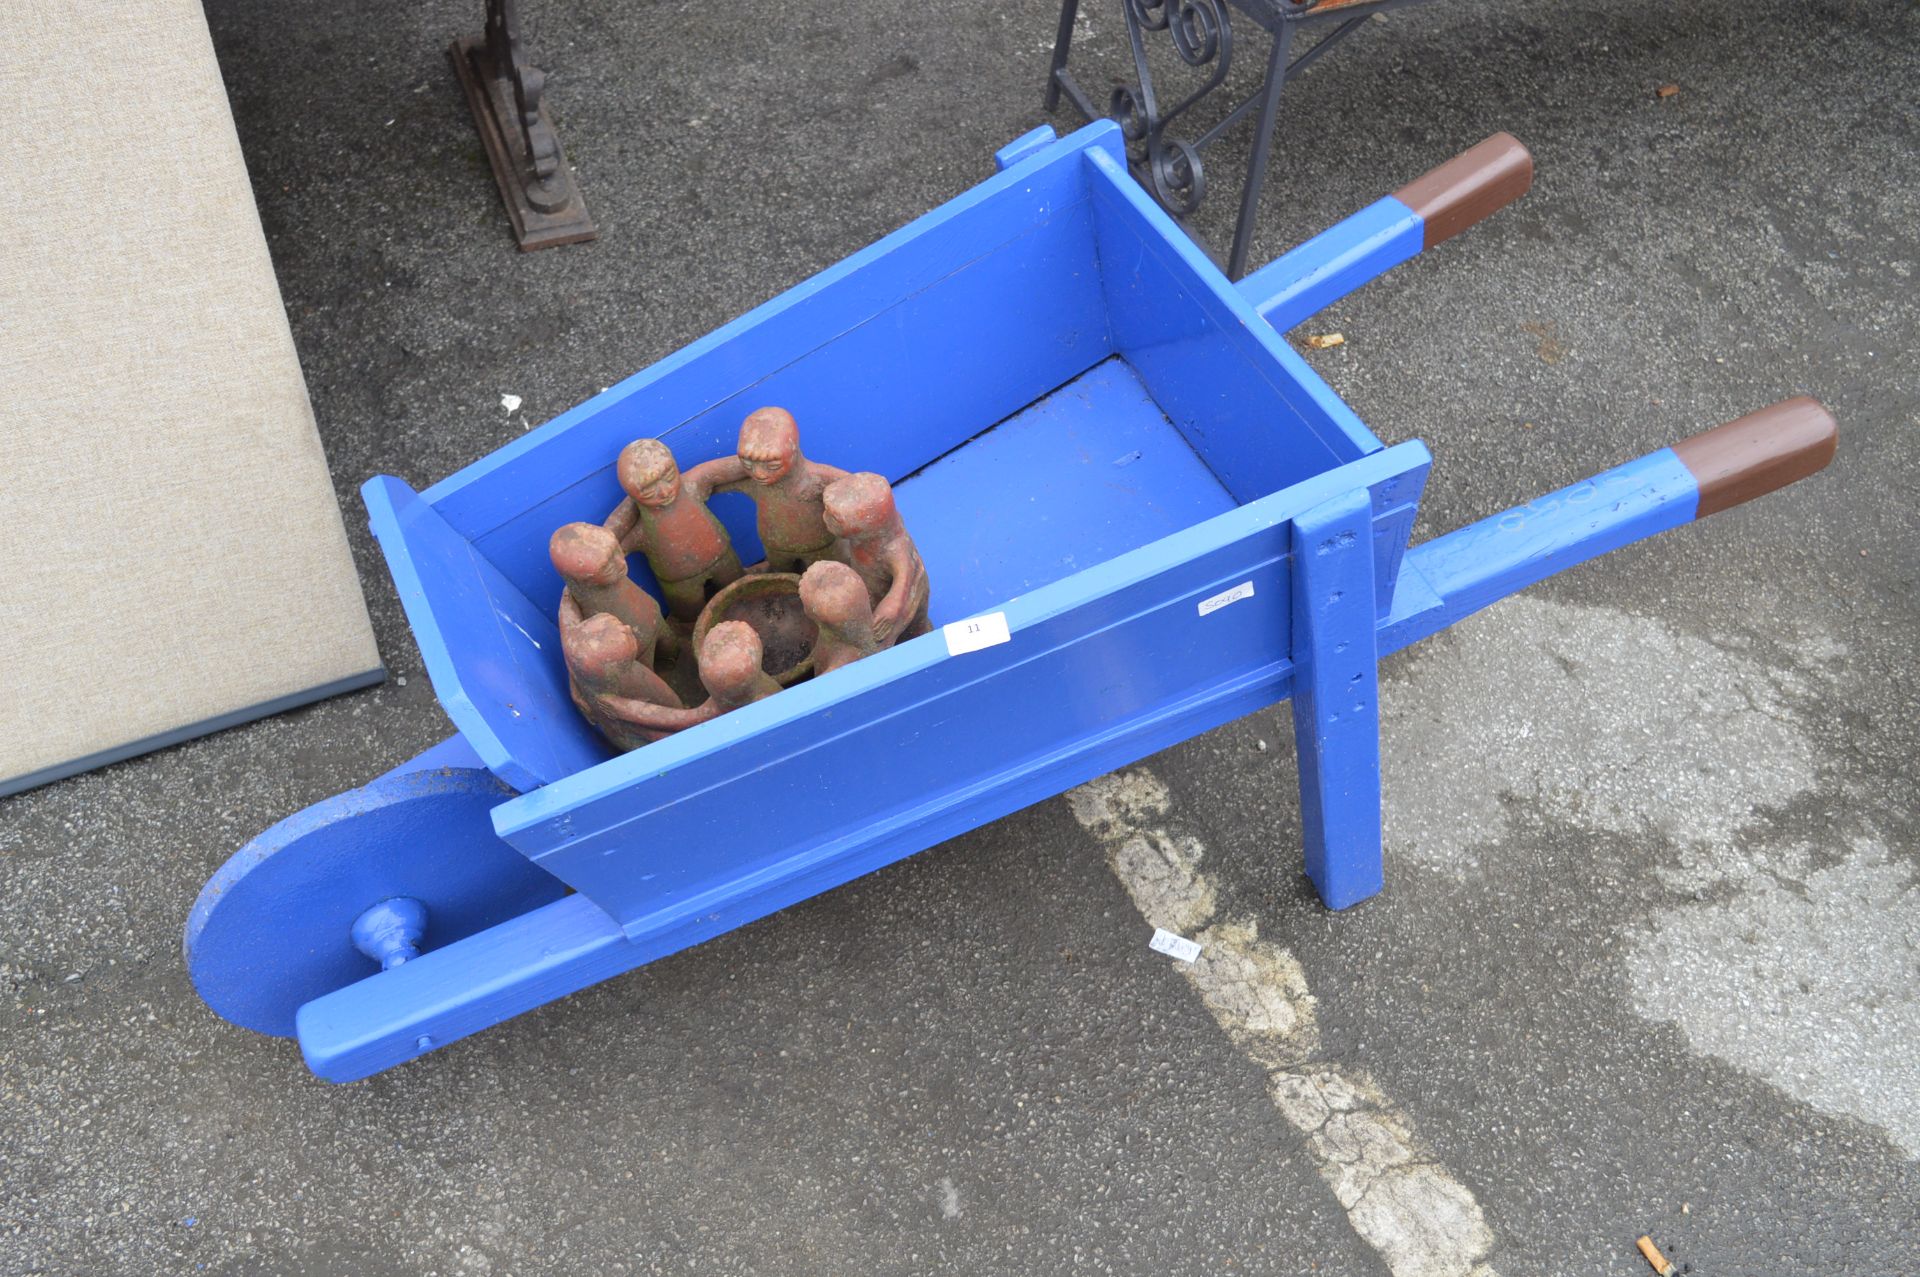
[[1393, 133, 1534, 249], [1670, 396, 1838, 517]]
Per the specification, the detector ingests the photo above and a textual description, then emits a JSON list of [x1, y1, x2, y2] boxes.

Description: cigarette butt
[[1637, 1235, 1676, 1276], [1307, 333, 1345, 350]]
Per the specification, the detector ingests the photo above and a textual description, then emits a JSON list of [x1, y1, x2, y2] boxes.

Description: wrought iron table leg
[[1046, 0, 1082, 112], [450, 0, 597, 251], [1226, 20, 1295, 280]]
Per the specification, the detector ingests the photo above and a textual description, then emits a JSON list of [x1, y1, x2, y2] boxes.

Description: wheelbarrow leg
[[1289, 488, 1383, 910]]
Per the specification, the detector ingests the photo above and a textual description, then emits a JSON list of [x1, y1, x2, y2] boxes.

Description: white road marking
[[1271, 1070, 1497, 1277], [1069, 770, 1500, 1277]]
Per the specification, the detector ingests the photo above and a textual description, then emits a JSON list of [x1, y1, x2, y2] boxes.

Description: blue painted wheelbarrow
[[187, 123, 1836, 1081]]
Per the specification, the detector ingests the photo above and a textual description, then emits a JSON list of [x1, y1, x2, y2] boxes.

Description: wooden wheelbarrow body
[[186, 122, 1835, 1082]]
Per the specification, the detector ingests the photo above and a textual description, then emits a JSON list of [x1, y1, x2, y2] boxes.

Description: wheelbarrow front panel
[[1082, 148, 1384, 503], [365, 477, 598, 792], [496, 442, 1429, 938], [1080, 150, 1408, 611]]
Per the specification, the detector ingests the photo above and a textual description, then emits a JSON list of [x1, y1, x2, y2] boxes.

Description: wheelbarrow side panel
[[295, 442, 1427, 1080], [495, 442, 1429, 938], [421, 125, 1127, 615], [363, 126, 1144, 795]]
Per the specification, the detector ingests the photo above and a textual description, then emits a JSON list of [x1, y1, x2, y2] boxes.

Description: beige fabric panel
[[0, 0, 382, 791]]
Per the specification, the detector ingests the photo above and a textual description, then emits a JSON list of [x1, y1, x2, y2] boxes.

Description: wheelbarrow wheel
[[184, 765, 569, 1038]]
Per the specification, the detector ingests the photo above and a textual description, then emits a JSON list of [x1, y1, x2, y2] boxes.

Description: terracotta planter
[[691, 573, 816, 687]]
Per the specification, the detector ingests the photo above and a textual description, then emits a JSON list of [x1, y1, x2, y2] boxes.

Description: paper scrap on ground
[[1149, 928, 1203, 963]]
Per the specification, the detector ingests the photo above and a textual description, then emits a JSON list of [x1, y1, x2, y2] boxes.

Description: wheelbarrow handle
[[1381, 397, 1838, 654], [1236, 133, 1533, 332], [1670, 395, 1839, 517], [1392, 132, 1534, 251]]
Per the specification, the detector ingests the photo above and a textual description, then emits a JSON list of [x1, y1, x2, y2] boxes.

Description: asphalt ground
[[3, 0, 1916, 1273]]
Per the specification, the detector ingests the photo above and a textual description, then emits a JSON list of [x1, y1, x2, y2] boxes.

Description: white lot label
[[1197, 580, 1254, 616], [1149, 927, 1203, 963], [944, 611, 1011, 656]]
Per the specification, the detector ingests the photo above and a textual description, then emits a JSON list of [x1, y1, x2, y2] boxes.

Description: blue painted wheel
[[185, 766, 570, 1037]]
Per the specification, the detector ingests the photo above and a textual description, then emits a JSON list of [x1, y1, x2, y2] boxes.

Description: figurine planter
[[186, 123, 1837, 1082]]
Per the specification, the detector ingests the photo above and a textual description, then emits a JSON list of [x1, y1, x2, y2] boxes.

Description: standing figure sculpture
[[598, 620, 783, 737], [549, 521, 674, 667], [562, 613, 685, 750], [604, 438, 743, 622], [799, 560, 884, 676], [822, 472, 932, 643], [686, 407, 848, 574]]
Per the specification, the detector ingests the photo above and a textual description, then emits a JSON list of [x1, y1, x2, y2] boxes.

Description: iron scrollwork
[[1110, 0, 1233, 216]]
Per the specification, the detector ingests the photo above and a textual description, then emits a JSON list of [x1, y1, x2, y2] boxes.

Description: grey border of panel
[[0, 667, 388, 800]]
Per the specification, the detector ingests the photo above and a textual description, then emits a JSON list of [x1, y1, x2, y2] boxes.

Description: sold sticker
[[1197, 580, 1254, 616]]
